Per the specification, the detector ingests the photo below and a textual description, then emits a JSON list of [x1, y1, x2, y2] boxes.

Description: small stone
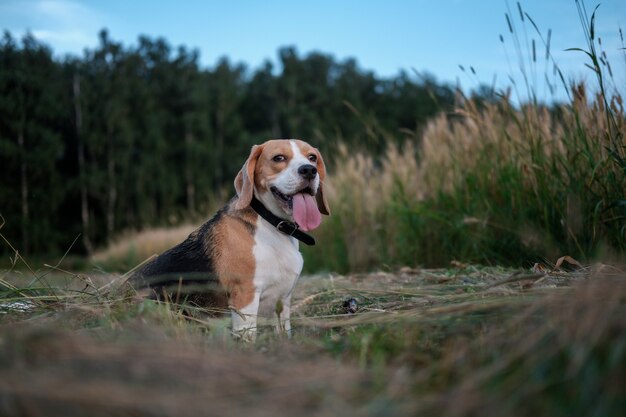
[[342, 298, 358, 314]]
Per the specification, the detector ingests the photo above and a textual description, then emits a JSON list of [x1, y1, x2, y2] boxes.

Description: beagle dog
[[127, 139, 330, 340]]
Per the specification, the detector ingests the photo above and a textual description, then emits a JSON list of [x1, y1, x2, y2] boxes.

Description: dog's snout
[[298, 164, 317, 180]]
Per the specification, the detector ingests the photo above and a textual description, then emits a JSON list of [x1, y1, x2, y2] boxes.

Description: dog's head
[[234, 139, 330, 231]]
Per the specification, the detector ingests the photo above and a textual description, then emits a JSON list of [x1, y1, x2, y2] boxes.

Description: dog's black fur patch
[[127, 207, 227, 309]]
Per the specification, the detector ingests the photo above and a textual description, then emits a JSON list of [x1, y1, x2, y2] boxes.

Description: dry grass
[[0, 326, 367, 417], [419, 87, 624, 197], [92, 224, 200, 271], [304, 3, 626, 272], [307, 142, 421, 271], [303, 83, 626, 271], [1, 263, 624, 417]]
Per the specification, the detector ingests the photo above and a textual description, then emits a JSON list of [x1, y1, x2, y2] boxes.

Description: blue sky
[[1, 0, 625, 102]]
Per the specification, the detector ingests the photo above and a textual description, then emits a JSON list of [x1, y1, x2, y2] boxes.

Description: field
[[1, 3, 625, 416], [1, 259, 625, 416]]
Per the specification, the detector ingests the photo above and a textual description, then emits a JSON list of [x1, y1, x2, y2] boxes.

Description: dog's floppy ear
[[234, 144, 264, 210], [315, 150, 331, 215]]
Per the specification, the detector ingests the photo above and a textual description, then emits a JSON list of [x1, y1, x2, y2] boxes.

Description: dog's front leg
[[231, 291, 260, 342], [275, 296, 292, 338]]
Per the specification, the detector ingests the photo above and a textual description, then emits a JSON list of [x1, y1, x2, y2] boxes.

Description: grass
[[91, 223, 200, 271], [303, 87, 625, 272], [302, 2, 625, 273], [1, 257, 624, 416]]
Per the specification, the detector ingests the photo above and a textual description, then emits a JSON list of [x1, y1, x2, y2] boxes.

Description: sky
[[1, 0, 625, 102]]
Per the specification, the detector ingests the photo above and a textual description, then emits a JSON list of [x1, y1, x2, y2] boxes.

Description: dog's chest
[[252, 219, 303, 301]]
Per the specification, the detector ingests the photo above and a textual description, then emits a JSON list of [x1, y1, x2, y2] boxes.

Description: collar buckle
[[277, 220, 298, 236]]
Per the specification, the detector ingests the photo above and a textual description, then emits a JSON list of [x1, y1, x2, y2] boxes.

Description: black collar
[[250, 196, 316, 246]]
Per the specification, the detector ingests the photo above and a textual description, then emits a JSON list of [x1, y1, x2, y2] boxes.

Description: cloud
[[0, 0, 108, 56], [32, 29, 93, 46], [34, 0, 102, 26]]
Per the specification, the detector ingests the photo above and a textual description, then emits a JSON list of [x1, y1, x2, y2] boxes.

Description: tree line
[[0, 30, 455, 256]]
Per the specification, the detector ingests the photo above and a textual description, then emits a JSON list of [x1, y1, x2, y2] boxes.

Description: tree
[[0, 32, 66, 254]]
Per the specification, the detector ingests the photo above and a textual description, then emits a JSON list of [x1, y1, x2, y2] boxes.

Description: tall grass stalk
[[305, 82, 625, 272], [304, 3, 625, 272]]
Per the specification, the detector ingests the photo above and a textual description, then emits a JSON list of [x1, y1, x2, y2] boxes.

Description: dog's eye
[[308, 154, 317, 163], [273, 155, 286, 162]]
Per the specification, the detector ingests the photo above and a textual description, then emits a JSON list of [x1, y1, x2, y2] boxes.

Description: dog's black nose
[[298, 164, 317, 180]]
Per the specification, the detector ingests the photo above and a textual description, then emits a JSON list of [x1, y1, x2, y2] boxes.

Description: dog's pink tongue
[[292, 193, 321, 231]]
